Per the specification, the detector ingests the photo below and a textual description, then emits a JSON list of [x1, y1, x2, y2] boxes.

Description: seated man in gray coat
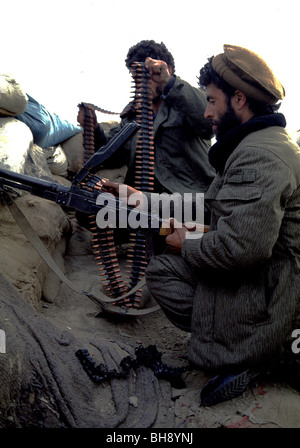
[[104, 45, 300, 405], [145, 44, 300, 404]]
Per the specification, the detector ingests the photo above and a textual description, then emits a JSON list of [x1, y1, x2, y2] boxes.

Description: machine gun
[[0, 167, 174, 235], [0, 122, 208, 314], [0, 122, 173, 236]]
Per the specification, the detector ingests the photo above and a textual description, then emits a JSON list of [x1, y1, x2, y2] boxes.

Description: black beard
[[152, 95, 162, 105], [215, 104, 242, 140]]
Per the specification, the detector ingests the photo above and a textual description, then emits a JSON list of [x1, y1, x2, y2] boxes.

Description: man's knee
[[145, 254, 194, 333], [146, 253, 197, 286], [146, 254, 176, 280]]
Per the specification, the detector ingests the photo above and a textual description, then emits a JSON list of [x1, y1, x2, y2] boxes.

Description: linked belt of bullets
[[79, 63, 154, 309], [79, 102, 121, 116], [78, 102, 121, 166], [80, 106, 96, 165]]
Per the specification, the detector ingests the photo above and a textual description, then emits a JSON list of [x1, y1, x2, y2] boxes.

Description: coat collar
[[208, 113, 286, 173]]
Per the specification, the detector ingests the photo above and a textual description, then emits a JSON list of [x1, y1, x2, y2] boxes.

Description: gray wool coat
[[146, 124, 300, 371]]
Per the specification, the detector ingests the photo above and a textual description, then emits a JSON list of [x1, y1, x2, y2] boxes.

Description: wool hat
[[212, 44, 285, 104]]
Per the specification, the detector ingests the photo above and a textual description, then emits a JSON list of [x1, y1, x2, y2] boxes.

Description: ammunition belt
[[79, 102, 121, 116], [79, 63, 154, 310], [78, 102, 121, 165], [125, 62, 155, 306]]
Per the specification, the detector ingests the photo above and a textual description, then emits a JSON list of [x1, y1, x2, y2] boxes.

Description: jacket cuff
[[161, 75, 176, 99]]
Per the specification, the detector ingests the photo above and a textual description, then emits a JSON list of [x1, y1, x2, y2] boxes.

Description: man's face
[[148, 78, 163, 104], [204, 83, 242, 139]]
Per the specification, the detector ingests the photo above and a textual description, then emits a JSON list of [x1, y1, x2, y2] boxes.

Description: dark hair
[[198, 57, 280, 115], [125, 40, 175, 73]]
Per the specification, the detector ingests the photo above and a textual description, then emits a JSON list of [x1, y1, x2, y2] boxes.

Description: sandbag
[[0, 117, 33, 173], [60, 131, 84, 173], [16, 95, 81, 149], [0, 74, 28, 116], [0, 193, 70, 307], [44, 145, 68, 178]]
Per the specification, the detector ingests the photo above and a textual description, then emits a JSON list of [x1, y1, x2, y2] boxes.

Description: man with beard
[[140, 44, 300, 404]]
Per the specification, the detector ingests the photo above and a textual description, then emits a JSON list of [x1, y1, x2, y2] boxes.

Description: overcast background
[[2, 0, 299, 133]]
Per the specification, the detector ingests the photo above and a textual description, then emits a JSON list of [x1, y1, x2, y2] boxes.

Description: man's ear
[[233, 90, 247, 110], [231, 89, 255, 122]]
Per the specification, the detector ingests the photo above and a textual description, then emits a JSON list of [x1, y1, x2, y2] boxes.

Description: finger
[[145, 57, 154, 70], [101, 180, 119, 195], [169, 217, 175, 228], [169, 217, 183, 229]]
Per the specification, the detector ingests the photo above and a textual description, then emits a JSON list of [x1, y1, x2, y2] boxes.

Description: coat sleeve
[[162, 76, 213, 140], [181, 145, 297, 270]]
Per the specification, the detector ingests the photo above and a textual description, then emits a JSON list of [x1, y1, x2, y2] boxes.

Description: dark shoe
[[200, 368, 259, 407]]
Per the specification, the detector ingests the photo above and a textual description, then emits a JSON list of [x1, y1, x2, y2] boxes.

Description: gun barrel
[[0, 168, 70, 194]]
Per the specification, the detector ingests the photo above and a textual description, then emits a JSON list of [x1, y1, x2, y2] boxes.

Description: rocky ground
[[38, 222, 300, 429]]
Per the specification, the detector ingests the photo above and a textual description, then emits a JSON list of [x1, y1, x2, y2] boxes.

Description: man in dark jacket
[[77, 40, 215, 197], [143, 44, 300, 404]]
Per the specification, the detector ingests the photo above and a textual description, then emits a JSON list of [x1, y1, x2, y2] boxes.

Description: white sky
[[1, 0, 299, 133]]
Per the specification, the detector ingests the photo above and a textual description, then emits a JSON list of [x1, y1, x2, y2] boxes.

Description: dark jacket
[[94, 75, 215, 195]]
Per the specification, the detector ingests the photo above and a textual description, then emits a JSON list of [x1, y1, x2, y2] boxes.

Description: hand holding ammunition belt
[[79, 63, 155, 311]]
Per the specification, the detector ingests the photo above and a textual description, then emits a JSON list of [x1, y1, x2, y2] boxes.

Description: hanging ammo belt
[[125, 62, 155, 307], [78, 103, 128, 302], [78, 63, 154, 309], [81, 106, 95, 165]]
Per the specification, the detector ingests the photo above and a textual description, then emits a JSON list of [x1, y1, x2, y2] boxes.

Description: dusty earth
[[41, 234, 300, 430]]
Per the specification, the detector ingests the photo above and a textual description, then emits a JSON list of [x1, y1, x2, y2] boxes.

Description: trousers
[[145, 253, 198, 332]]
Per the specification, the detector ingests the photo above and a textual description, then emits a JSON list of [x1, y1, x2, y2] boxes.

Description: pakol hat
[[212, 44, 285, 104]]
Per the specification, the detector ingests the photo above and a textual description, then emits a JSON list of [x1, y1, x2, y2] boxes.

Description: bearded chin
[[215, 105, 242, 140], [152, 95, 161, 104]]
